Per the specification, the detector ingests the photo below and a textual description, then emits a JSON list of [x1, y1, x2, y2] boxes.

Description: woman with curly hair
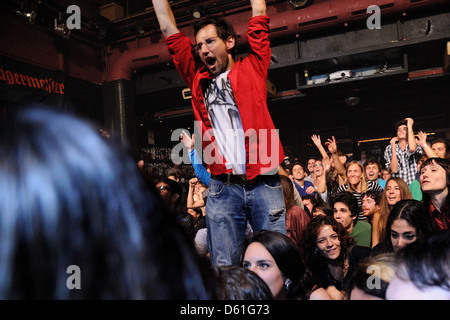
[[300, 215, 372, 300]]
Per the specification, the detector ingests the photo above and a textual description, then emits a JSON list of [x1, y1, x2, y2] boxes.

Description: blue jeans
[[205, 174, 286, 266]]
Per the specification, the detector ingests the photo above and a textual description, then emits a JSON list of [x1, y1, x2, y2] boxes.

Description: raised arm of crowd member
[[251, 0, 267, 16], [406, 117, 418, 153], [325, 136, 346, 178], [388, 135, 400, 174], [151, 0, 180, 38], [311, 134, 331, 164], [186, 177, 205, 209], [317, 157, 331, 194], [417, 131, 438, 158], [311, 134, 330, 195], [181, 131, 211, 186]]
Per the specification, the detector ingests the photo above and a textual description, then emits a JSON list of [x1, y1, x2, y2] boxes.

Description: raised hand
[[180, 131, 194, 151], [416, 131, 427, 148], [311, 134, 322, 147], [325, 136, 338, 154]]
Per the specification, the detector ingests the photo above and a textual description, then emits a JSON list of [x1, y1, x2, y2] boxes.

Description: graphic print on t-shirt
[[203, 71, 246, 174]]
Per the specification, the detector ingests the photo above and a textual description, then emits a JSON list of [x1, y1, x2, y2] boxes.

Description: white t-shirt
[[203, 71, 246, 174]]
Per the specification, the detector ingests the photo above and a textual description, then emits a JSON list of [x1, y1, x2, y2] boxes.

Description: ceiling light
[[289, 0, 311, 9], [192, 6, 206, 19], [345, 96, 360, 106], [16, 9, 36, 24]]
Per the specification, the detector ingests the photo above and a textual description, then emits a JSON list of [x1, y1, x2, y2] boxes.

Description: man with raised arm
[[384, 118, 423, 185], [152, 0, 286, 266]]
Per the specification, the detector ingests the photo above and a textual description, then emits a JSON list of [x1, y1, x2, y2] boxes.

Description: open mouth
[[205, 57, 216, 67]]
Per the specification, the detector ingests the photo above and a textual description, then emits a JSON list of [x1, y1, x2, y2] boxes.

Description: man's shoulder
[[384, 144, 393, 152], [305, 180, 314, 187], [355, 220, 372, 231]]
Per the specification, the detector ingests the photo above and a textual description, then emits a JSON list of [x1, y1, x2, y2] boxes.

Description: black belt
[[211, 173, 278, 185]]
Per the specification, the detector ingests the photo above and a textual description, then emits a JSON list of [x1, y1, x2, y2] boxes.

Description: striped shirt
[[383, 143, 423, 185], [336, 180, 383, 220]]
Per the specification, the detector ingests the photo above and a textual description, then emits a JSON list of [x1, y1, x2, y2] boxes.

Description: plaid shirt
[[384, 143, 423, 185]]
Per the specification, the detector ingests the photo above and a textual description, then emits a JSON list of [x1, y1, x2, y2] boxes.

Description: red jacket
[[166, 15, 284, 180]]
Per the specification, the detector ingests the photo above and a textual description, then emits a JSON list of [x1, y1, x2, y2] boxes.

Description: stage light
[[16, 9, 36, 24], [289, 0, 311, 9]]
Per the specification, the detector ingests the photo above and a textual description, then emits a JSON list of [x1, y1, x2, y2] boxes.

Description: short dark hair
[[364, 158, 381, 171], [431, 138, 449, 156], [193, 17, 237, 57], [394, 119, 407, 131], [362, 189, 382, 205], [156, 178, 183, 198], [333, 191, 359, 218], [312, 202, 333, 216], [291, 160, 306, 172]]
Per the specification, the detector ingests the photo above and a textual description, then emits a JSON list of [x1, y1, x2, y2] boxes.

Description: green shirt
[[351, 220, 372, 247], [409, 179, 423, 201]]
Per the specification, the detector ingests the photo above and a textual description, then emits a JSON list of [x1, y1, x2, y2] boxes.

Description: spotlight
[[16, 9, 36, 24], [192, 6, 206, 19], [289, 0, 311, 9], [345, 96, 360, 106]]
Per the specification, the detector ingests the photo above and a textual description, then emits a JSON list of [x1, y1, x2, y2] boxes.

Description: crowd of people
[[147, 117, 449, 300], [2, 105, 447, 300]]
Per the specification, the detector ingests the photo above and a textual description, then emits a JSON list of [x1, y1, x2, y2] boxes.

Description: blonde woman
[[336, 160, 383, 221]]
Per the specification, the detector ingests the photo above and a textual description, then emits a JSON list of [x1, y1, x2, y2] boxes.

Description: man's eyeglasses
[[193, 37, 219, 53], [156, 185, 170, 192]]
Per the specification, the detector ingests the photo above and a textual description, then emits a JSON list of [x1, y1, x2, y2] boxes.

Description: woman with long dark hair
[[420, 157, 450, 230], [372, 199, 437, 254], [241, 230, 310, 300]]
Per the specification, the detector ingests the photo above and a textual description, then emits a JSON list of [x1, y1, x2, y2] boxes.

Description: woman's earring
[[285, 278, 292, 291]]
